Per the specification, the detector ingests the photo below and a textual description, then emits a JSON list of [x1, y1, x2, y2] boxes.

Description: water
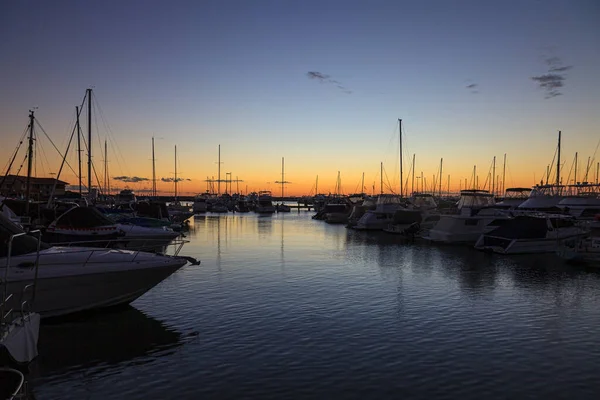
[[29, 212, 600, 399]]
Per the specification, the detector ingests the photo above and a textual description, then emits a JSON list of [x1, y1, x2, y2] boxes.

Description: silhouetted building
[[0, 175, 69, 198]]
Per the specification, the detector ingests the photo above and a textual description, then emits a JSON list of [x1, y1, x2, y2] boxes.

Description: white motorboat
[[0, 213, 197, 319], [255, 191, 276, 214], [115, 222, 181, 250], [557, 217, 600, 265], [353, 194, 405, 230], [558, 183, 600, 220], [474, 214, 588, 254], [383, 193, 439, 236], [424, 190, 509, 244], [494, 187, 531, 209], [517, 184, 565, 212]]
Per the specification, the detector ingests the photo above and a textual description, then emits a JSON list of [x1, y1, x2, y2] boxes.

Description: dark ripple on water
[[30, 213, 600, 399]]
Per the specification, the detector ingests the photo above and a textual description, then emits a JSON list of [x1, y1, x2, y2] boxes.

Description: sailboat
[[167, 145, 193, 222], [276, 157, 291, 212]]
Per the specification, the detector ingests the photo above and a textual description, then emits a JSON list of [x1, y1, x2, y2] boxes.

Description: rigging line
[[93, 93, 130, 177], [34, 119, 78, 177], [2, 126, 29, 175]]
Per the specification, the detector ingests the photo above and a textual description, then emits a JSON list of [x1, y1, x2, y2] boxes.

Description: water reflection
[[257, 214, 273, 237], [29, 307, 182, 385]]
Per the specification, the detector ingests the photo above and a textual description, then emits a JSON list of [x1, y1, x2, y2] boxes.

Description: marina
[[22, 211, 600, 399], [2, 1, 600, 398]]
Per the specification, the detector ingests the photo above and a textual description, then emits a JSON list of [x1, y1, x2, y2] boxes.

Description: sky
[[1, 0, 599, 196]]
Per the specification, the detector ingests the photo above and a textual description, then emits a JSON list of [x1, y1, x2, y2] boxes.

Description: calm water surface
[[29, 212, 600, 399]]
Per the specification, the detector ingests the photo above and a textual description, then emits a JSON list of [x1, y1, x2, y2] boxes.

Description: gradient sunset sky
[[1, 0, 599, 196]]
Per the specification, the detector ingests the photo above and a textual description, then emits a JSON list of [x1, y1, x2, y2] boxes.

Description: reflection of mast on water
[[280, 214, 285, 272]]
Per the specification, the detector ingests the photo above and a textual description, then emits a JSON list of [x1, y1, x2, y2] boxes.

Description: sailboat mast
[[361, 172, 364, 195], [398, 118, 403, 197], [502, 153, 506, 195], [25, 110, 35, 215], [574, 152, 578, 185], [87, 88, 92, 194], [316, 175, 318, 194], [76, 106, 82, 196], [447, 175, 450, 197], [411, 154, 415, 195], [152, 137, 156, 197], [174, 145, 178, 202], [585, 157, 590, 182], [218, 144, 221, 195], [104, 139, 108, 195], [492, 156, 496, 196], [380, 162, 383, 194], [439, 158, 443, 198], [281, 157, 285, 199], [556, 131, 561, 188]]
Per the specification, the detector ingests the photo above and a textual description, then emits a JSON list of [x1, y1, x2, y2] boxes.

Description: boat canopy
[[503, 188, 532, 198], [457, 190, 495, 209], [409, 193, 437, 209], [50, 207, 115, 229], [376, 194, 404, 205]]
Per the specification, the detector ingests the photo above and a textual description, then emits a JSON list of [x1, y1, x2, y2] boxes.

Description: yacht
[[0, 213, 197, 319], [494, 187, 531, 209], [353, 194, 405, 230], [474, 214, 587, 254], [517, 184, 565, 212], [384, 193, 440, 236], [192, 193, 209, 213], [424, 190, 509, 244], [255, 191, 276, 214], [557, 217, 600, 265], [558, 183, 600, 220]]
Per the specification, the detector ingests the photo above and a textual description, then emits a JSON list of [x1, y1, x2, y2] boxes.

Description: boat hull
[[1, 248, 188, 318], [475, 234, 586, 254]]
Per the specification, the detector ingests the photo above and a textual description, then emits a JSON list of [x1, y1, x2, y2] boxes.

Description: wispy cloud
[[465, 82, 479, 94], [161, 177, 190, 182], [113, 176, 148, 183], [307, 71, 352, 94], [531, 56, 573, 99]]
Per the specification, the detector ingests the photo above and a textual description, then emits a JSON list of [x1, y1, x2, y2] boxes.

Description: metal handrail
[[0, 367, 25, 399]]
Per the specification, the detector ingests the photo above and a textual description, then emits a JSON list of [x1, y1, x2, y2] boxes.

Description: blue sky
[[1, 0, 599, 194]]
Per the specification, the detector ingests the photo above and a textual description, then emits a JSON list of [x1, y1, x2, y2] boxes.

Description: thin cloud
[[113, 176, 149, 183], [307, 71, 352, 94], [465, 82, 479, 94], [161, 177, 190, 182], [532, 56, 573, 99]]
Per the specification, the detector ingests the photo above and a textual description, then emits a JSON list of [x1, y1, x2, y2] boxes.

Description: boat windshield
[[0, 213, 49, 257], [457, 191, 495, 209]]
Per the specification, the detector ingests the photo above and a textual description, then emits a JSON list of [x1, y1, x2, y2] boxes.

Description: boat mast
[[398, 118, 403, 197], [76, 106, 82, 196], [361, 172, 364, 195], [574, 152, 578, 185], [556, 131, 561, 188], [218, 144, 221, 195], [315, 175, 318, 194], [380, 162, 383, 194], [439, 158, 443, 198], [502, 153, 506, 195], [492, 156, 496, 196], [281, 157, 285, 198], [25, 110, 35, 215], [411, 154, 415, 195], [104, 139, 108, 195], [447, 175, 450, 197], [87, 88, 92, 194], [421, 171, 424, 193], [152, 137, 156, 197], [174, 145, 178, 202], [585, 156, 590, 182]]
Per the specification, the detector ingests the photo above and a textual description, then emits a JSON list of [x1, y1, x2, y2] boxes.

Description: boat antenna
[[556, 130, 561, 188]]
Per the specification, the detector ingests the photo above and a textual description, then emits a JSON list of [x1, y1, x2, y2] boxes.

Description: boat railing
[[1, 230, 41, 328], [41, 236, 190, 258]]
